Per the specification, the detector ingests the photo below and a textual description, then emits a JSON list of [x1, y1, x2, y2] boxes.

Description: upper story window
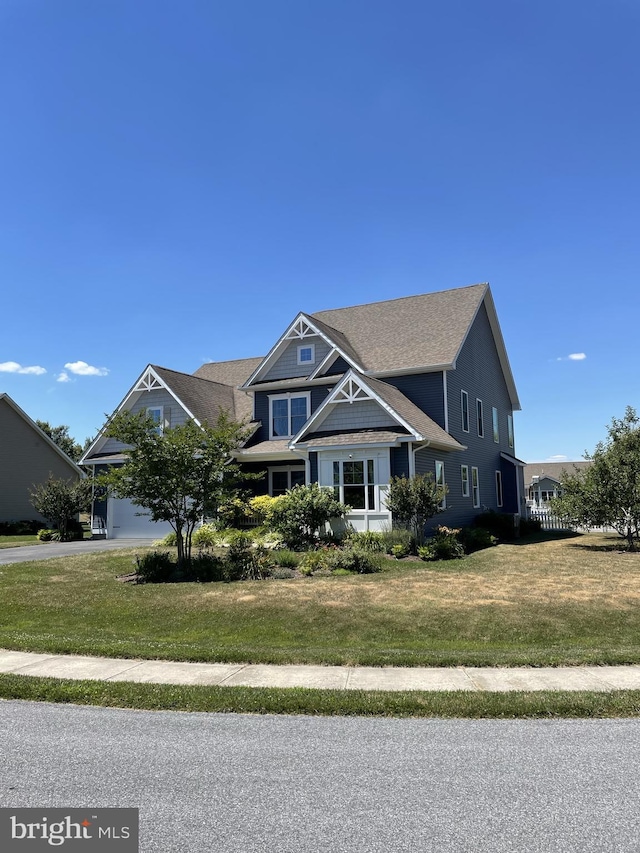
[[297, 344, 315, 366], [147, 406, 164, 435], [461, 390, 469, 433], [269, 392, 310, 439], [477, 399, 484, 438], [492, 407, 499, 443], [507, 414, 514, 449]]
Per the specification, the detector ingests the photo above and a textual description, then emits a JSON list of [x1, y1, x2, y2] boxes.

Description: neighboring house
[[82, 283, 525, 538], [0, 393, 84, 524], [524, 461, 592, 510]]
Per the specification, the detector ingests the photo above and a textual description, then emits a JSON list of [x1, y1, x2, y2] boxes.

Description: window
[[461, 390, 469, 433], [333, 459, 376, 510], [492, 407, 499, 443], [269, 393, 310, 438], [461, 465, 470, 497], [476, 399, 484, 438], [297, 344, 315, 365], [508, 414, 514, 449], [147, 406, 164, 435], [269, 467, 305, 497], [435, 460, 446, 509], [471, 466, 480, 508], [495, 471, 503, 507]]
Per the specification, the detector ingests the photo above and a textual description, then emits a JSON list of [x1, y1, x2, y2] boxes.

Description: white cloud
[[568, 353, 587, 361], [56, 371, 72, 383], [545, 455, 568, 462], [0, 361, 46, 375], [64, 360, 109, 377]]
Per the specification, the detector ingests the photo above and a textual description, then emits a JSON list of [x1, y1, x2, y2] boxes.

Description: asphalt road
[[2, 701, 640, 852], [0, 539, 157, 564]]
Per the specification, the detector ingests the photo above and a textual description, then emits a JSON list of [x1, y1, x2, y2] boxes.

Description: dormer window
[[297, 344, 315, 366], [270, 392, 311, 438]]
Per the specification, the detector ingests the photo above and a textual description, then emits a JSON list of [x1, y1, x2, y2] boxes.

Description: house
[[524, 461, 592, 510], [0, 393, 84, 524], [82, 283, 525, 538]]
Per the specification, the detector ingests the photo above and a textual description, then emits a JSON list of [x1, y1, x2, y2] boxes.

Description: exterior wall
[[390, 445, 410, 479], [0, 399, 80, 522], [414, 446, 483, 530], [100, 389, 189, 455], [319, 400, 397, 432], [263, 337, 332, 382], [386, 372, 446, 429]]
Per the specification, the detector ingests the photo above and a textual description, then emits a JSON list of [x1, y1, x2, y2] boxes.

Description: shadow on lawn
[[507, 530, 583, 546]]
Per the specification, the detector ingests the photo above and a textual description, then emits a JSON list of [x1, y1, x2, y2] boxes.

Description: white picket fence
[[528, 509, 615, 534]]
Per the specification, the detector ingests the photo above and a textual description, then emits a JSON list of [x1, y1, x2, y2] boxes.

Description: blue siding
[[386, 373, 446, 429], [390, 445, 409, 478]]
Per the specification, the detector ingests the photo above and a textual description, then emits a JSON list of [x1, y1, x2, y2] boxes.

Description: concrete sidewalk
[[2, 649, 640, 692]]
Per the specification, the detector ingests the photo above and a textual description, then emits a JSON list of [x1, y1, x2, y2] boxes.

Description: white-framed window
[[435, 460, 446, 509], [297, 344, 315, 366], [333, 458, 376, 511], [269, 467, 305, 497], [492, 407, 499, 443], [477, 399, 484, 438], [461, 464, 470, 497], [471, 466, 480, 508], [461, 390, 469, 433], [495, 471, 503, 507], [147, 406, 164, 435], [508, 414, 514, 449], [269, 392, 311, 438]]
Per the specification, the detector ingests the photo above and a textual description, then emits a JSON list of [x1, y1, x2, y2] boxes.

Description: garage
[[108, 498, 174, 539]]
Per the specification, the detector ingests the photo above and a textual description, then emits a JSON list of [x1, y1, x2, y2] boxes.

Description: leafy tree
[[385, 473, 447, 545], [97, 410, 251, 564], [553, 407, 640, 550], [268, 483, 349, 549], [30, 476, 92, 541], [36, 421, 84, 463]]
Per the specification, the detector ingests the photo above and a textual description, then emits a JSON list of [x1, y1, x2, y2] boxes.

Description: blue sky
[[1, 0, 638, 462]]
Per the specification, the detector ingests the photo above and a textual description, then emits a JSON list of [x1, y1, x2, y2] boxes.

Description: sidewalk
[[2, 649, 640, 692]]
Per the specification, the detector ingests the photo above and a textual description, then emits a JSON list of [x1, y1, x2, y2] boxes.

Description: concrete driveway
[[0, 539, 157, 564]]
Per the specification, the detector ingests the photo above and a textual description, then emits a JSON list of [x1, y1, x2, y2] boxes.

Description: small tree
[[30, 476, 92, 541], [553, 406, 640, 550], [385, 473, 446, 546], [36, 421, 85, 463], [98, 410, 252, 565], [268, 483, 349, 549]]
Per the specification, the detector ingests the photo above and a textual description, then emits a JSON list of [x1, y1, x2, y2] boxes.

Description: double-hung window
[[270, 393, 310, 438], [507, 414, 514, 449], [477, 399, 484, 438], [471, 467, 480, 508], [333, 459, 376, 510], [435, 460, 446, 509], [492, 407, 499, 443], [147, 406, 164, 435], [270, 467, 305, 497], [461, 464, 470, 498], [461, 391, 469, 433]]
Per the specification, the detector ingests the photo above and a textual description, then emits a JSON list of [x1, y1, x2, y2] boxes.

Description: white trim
[[268, 391, 311, 440], [268, 465, 306, 496], [492, 406, 499, 444], [495, 470, 503, 507], [471, 466, 480, 508], [508, 414, 514, 449], [476, 398, 484, 438], [461, 464, 470, 497], [435, 460, 446, 509], [297, 343, 315, 366]]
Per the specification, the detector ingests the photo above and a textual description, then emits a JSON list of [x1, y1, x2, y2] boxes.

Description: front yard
[[2, 532, 640, 668]]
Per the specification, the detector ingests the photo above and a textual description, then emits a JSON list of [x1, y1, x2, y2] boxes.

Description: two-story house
[[81, 283, 524, 538]]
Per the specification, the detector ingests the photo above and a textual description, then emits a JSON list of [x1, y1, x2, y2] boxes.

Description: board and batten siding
[[262, 337, 332, 382], [99, 389, 189, 455], [0, 399, 80, 522]]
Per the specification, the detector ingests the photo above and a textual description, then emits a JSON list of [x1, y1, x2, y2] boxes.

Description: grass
[[2, 674, 640, 718], [2, 531, 640, 668], [0, 535, 40, 549]]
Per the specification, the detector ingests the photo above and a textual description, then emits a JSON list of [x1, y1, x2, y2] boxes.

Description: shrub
[[188, 552, 227, 583], [345, 530, 386, 553], [268, 484, 349, 549], [385, 474, 446, 545], [473, 511, 517, 541], [380, 526, 415, 555], [155, 531, 178, 547], [248, 494, 282, 525], [225, 532, 273, 580], [298, 550, 328, 576], [0, 519, 47, 536], [37, 529, 56, 542], [419, 526, 465, 561], [29, 476, 92, 542], [191, 524, 220, 548], [457, 526, 498, 554], [134, 551, 176, 583], [519, 516, 542, 536], [271, 567, 296, 580], [328, 547, 383, 574], [273, 549, 299, 569], [390, 542, 410, 559]]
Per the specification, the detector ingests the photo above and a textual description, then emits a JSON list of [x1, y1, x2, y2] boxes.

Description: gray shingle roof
[[301, 429, 410, 448], [524, 461, 592, 485], [152, 366, 237, 426], [193, 357, 263, 423], [310, 283, 488, 374]]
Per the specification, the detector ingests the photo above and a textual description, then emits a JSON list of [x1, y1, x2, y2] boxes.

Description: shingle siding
[[263, 337, 332, 382], [100, 390, 188, 455], [319, 400, 398, 432]]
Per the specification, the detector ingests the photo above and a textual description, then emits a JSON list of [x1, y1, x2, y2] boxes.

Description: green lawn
[[0, 535, 40, 549], [2, 532, 640, 668]]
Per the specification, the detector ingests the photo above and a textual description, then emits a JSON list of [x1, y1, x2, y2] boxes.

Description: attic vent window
[[297, 344, 315, 365]]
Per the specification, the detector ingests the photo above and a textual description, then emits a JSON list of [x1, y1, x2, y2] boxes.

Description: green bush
[[0, 520, 47, 536], [271, 567, 296, 580], [155, 531, 178, 547], [457, 526, 498, 554], [135, 551, 176, 583], [37, 529, 56, 542], [192, 524, 220, 548], [390, 542, 410, 559], [380, 526, 415, 555], [345, 530, 386, 552], [328, 547, 383, 574], [419, 526, 465, 561], [273, 549, 299, 569], [268, 484, 349, 549], [298, 550, 328, 576], [519, 516, 542, 536], [188, 552, 227, 583]]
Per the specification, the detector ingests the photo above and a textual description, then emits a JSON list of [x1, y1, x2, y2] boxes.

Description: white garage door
[[109, 498, 174, 539]]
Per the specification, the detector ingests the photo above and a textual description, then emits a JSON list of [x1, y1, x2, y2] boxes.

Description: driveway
[[0, 539, 157, 564]]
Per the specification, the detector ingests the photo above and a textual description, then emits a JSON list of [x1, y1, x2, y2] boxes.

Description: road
[[2, 701, 640, 852], [0, 539, 156, 564]]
